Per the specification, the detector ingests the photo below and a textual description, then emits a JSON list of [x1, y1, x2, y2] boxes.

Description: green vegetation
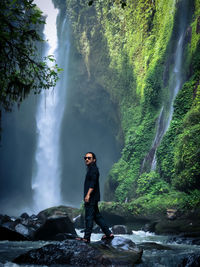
[[61, 0, 200, 213], [0, 0, 61, 113]]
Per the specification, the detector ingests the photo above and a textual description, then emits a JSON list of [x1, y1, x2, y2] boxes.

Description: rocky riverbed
[[0, 205, 200, 266]]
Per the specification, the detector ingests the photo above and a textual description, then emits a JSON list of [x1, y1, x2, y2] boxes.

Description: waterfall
[[149, 34, 185, 171], [165, 33, 184, 132], [150, 27, 185, 171], [141, 0, 187, 172], [32, 0, 70, 213]]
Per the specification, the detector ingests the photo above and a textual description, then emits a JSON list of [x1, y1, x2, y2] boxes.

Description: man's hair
[[86, 152, 97, 161]]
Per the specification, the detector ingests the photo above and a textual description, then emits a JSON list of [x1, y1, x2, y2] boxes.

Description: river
[[0, 230, 200, 266]]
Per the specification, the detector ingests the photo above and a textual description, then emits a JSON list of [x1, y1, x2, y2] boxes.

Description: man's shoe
[[101, 233, 114, 240]]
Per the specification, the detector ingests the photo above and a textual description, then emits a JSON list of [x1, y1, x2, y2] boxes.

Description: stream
[[0, 230, 199, 266]]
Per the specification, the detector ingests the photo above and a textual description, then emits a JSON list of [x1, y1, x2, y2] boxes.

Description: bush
[[136, 171, 170, 196]]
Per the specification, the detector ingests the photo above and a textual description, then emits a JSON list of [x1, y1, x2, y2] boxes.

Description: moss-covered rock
[[37, 205, 80, 221]]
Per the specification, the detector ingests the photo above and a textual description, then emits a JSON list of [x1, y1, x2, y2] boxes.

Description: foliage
[[157, 1, 200, 194], [173, 107, 200, 191], [0, 0, 61, 112], [63, 0, 200, 213], [156, 79, 194, 183], [88, 0, 127, 9], [128, 189, 200, 215], [136, 171, 170, 196], [100, 188, 200, 216]]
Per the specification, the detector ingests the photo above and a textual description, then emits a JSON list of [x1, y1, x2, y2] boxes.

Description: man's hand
[[85, 188, 93, 202], [84, 194, 90, 202]]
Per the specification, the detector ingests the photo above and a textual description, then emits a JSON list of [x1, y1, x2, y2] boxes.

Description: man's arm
[[85, 188, 94, 202]]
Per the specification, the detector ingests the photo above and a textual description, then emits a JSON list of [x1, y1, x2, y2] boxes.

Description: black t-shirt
[[84, 163, 100, 203]]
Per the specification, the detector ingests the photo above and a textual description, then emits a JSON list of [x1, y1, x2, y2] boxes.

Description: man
[[77, 152, 114, 243]]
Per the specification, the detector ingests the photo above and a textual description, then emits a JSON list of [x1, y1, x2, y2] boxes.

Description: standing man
[[77, 152, 114, 243]]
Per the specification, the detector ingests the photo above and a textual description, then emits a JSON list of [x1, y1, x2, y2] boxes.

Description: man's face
[[84, 153, 96, 166]]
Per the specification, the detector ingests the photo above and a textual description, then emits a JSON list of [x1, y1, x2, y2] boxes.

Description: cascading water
[[141, 0, 187, 172], [32, 0, 70, 213], [150, 26, 185, 171]]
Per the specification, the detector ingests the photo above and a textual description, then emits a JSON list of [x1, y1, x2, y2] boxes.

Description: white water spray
[[32, 0, 70, 213], [150, 33, 184, 171]]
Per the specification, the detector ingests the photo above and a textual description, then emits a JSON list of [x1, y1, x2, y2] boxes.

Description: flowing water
[[150, 32, 185, 171], [31, 1, 70, 213], [141, 0, 188, 172], [0, 231, 199, 266]]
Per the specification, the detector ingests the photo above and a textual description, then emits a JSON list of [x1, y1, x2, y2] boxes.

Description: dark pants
[[84, 202, 111, 240]]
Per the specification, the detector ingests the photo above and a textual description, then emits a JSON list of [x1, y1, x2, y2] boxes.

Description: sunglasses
[[84, 156, 92, 160]]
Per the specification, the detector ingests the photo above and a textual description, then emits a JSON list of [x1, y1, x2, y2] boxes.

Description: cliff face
[[54, 0, 200, 211]]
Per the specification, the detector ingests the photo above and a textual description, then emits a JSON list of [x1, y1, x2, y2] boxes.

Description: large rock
[[112, 225, 129, 234], [13, 236, 143, 266], [180, 253, 200, 266], [155, 219, 200, 235], [34, 216, 77, 241], [37, 206, 79, 222], [0, 206, 79, 241], [138, 242, 172, 251], [99, 202, 200, 236], [0, 226, 28, 241]]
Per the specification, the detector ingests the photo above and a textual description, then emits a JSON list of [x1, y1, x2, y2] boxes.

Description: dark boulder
[[15, 223, 34, 239], [112, 225, 128, 234], [53, 233, 77, 241], [167, 235, 200, 246], [142, 221, 157, 232], [0, 206, 78, 241], [2, 221, 16, 230], [0, 226, 28, 241], [34, 216, 77, 241], [138, 242, 172, 251], [37, 205, 79, 222], [179, 253, 200, 267], [20, 213, 29, 219], [13, 236, 143, 266], [155, 219, 200, 235], [0, 214, 12, 224]]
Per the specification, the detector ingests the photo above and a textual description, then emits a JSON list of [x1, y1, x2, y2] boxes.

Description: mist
[[0, 0, 121, 215]]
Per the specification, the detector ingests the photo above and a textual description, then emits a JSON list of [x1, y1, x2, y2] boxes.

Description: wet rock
[[168, 235, 200, 246], [0, 214, 11, 224], [37, 205, 79, 222], [106, 236, 138, 251], [155, 218, 200, 236], [142, 222, 157, 232], [138, 242, 172, 251], [20, 213, 29, 219], [15, 223, 34, 238], [29, 214, 38, 221], [2, 221, 16, 230], [167, 209, 177, 220], [73, 214, 84, 229], [0, 206, 78, 241], [179, 253, 200, 267], [53, 233, 77, 241], [0, 226, 28, 241], [13, 237, 143, 266], [112, 225, 128, 234], [34, 216, 77, 241]]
